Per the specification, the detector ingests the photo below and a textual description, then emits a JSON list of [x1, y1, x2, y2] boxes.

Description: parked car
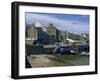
[[55, 42, 64, 47]]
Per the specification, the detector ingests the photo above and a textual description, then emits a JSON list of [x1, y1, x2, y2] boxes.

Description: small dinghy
[[80, 52, 89, 56]]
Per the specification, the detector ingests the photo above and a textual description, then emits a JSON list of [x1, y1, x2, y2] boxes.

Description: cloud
[[25, 13, 89, 33]]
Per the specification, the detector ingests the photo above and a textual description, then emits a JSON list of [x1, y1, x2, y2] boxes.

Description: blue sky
[[25, 12, 89, 34]]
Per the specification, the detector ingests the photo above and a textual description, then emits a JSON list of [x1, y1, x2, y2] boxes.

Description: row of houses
[[25, 22, 89, 45]]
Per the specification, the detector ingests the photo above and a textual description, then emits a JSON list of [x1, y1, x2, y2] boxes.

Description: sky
[[25, 12, 89, 34]]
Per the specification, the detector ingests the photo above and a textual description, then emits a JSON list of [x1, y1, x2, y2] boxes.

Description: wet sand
[[27, 54, 89, 68]]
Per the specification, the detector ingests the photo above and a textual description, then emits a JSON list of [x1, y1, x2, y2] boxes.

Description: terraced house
[[26, 22, 89, 46]]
